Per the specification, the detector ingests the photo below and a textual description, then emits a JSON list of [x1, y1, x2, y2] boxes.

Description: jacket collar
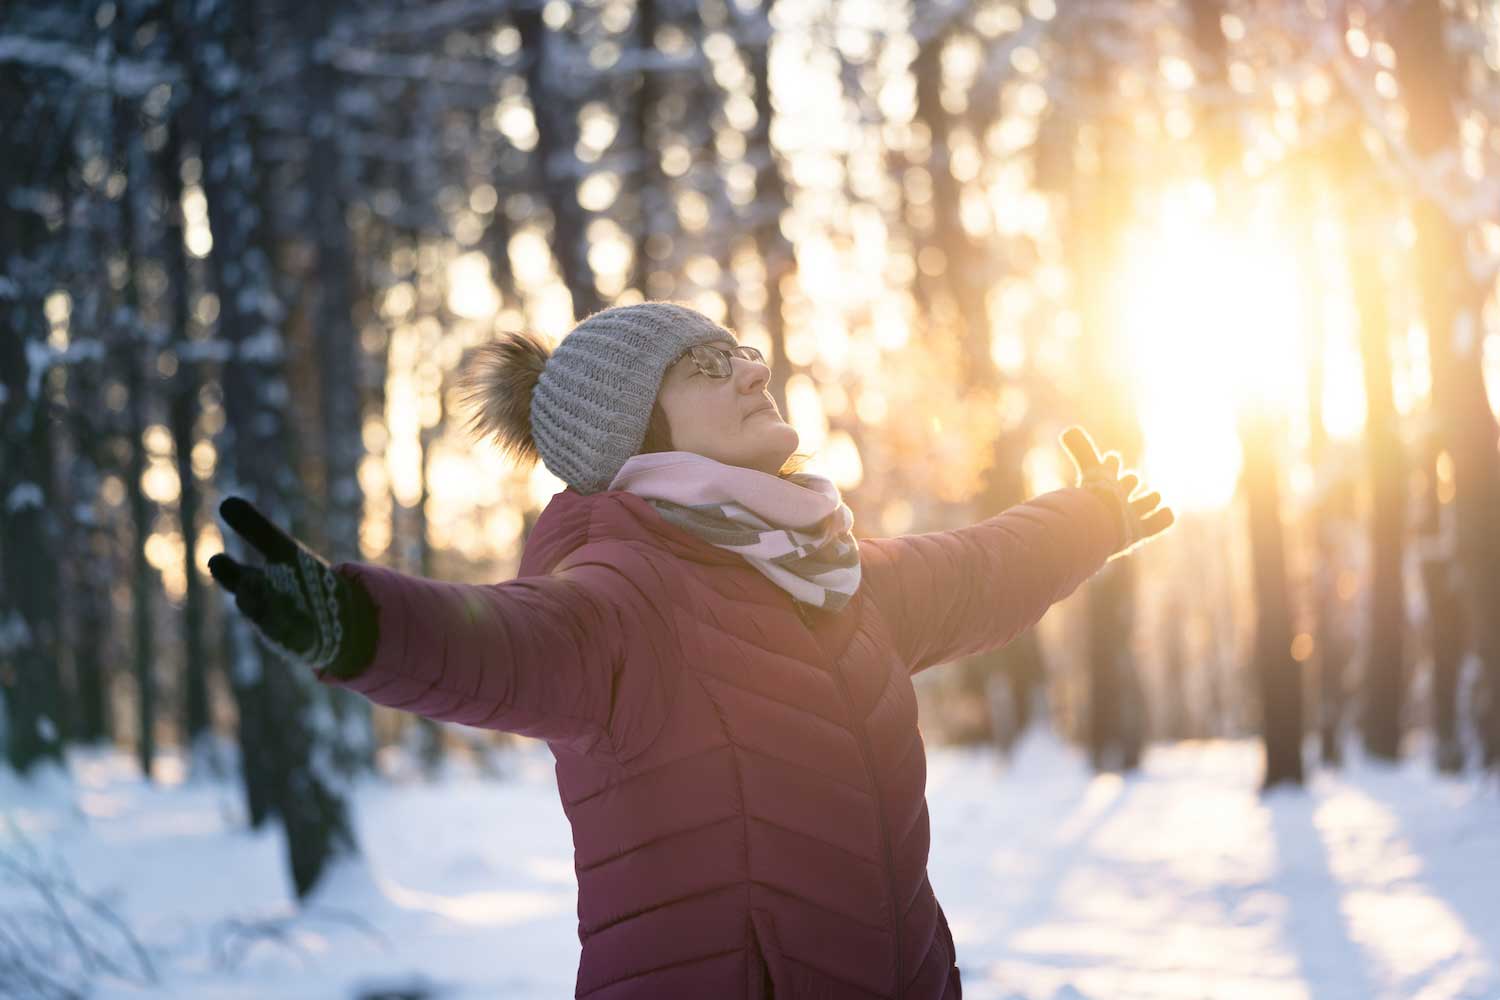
[[521, 487, 857, 647]]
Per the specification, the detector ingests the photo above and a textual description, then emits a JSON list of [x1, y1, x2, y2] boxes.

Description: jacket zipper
[[803, 596, 904, 995]]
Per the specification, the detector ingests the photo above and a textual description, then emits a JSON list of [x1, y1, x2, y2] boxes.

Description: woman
[[208, 301, 1173, 999]]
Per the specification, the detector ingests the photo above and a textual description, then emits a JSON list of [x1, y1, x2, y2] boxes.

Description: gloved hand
[[1059, 425, 1175, 557], [207, 497, 377, 679]]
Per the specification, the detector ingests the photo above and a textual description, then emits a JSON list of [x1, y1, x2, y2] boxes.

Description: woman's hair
[[636, 401, 676, 457], [776, 452, 816, 478], [459, 329, 815, 480]]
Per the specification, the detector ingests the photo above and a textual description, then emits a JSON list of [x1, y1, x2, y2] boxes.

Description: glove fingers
[[207, 553, 246, 594], [234, 570, 318, 654], [1058, 428, 1177, 553], [1058, 426, 1102, 477], [234, 568, 273, 622], [220, 496, 297, 563], [1140, 506, 1176, 538]]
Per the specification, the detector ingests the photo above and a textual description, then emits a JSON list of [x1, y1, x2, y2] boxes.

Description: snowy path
[[927, 738, 1500, 1000], [3, 737, 1497, 999]]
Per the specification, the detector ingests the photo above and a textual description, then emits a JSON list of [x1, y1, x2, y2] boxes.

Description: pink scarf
[[609, 452, 862, 611]]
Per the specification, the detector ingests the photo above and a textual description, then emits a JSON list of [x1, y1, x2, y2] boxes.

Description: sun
[[1112, 181, 1311, 512]]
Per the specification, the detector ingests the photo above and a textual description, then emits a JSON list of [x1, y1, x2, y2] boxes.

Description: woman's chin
[[769, 422, 799, 448]]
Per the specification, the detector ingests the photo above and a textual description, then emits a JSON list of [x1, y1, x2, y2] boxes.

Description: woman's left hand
[[1059, 425, 1175, 556]]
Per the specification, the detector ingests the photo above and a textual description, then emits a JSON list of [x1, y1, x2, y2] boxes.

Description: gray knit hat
[[457, 301, 737, 495]]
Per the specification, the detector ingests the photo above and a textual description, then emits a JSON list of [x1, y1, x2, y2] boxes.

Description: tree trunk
[[1302, 220, 1357, 769], [112, 65, 160, 781], [739, 0, 794, 413], [1085, 559, 1144, 771], [1068, 41, 1146, 773], [1192, 0, 1308, 780], [157, 109, 215, 759], [58, 282, 115, 747], [0, 62, 69, 775], [0, 261, 66, 773], [913, 18, 1049, 749], [191, 0, 356, 897], [1337, 161, 1407, 762], [629, 0, 668, 301], [306, 21, 375, 773], [1414, 426, 1467, 772], [967, 427, 1050, 752], [515, 6, 602, 320], [1391, 0, 1500, 771], [914, 26, 992, 395], [410, 356, 446, 778], [155, 3, 222, 769], [1240, 411, 1304, 788]]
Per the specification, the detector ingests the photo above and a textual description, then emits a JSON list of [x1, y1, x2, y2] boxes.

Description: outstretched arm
[[859, 426, 1174, 675], [208, 497, 674, 760], [323, 556, 675, 758], [859, 486, 1120, 675]]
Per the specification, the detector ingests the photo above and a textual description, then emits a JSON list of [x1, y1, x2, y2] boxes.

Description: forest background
[[3, 0, 1500, 908]]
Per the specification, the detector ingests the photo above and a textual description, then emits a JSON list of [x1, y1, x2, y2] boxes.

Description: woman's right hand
[[1059, 425, 1175, 555], [207, 497, 377, 678]]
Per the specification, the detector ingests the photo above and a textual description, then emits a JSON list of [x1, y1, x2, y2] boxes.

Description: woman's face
[[655, 339, 799, 476]]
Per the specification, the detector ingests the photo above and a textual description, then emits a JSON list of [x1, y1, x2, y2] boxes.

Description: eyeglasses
[[676, 344, 767, 379]]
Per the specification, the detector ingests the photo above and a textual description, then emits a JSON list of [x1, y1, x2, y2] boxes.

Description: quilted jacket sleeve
[[314, 553, 677, 760], [858, 486, 1121, 675]]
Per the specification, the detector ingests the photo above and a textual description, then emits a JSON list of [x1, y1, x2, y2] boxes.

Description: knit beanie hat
[[457, 301, 738, 494]]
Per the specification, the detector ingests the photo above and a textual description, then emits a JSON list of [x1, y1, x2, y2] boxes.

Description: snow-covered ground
[[3, 733, 1497, 999]]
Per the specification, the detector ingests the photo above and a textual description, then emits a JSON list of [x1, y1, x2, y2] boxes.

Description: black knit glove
[[1059, 425, 1175, 557], [207, 497, 378, 679]]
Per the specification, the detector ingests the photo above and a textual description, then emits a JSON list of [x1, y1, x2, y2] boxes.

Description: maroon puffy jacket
[[321, 484, 1119, 998]]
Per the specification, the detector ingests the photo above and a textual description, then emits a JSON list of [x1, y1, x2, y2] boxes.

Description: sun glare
[[1115, 183, 1309, 512]]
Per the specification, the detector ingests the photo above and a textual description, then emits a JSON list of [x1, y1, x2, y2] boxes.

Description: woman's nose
[[733, 356, 770, 391]]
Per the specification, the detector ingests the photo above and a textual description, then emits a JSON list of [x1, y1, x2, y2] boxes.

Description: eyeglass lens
[[690, 344, 765, 377]]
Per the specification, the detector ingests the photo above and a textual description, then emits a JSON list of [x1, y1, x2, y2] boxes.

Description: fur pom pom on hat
[[457, 301, 736, 495], [456, 327, 554, 468]]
